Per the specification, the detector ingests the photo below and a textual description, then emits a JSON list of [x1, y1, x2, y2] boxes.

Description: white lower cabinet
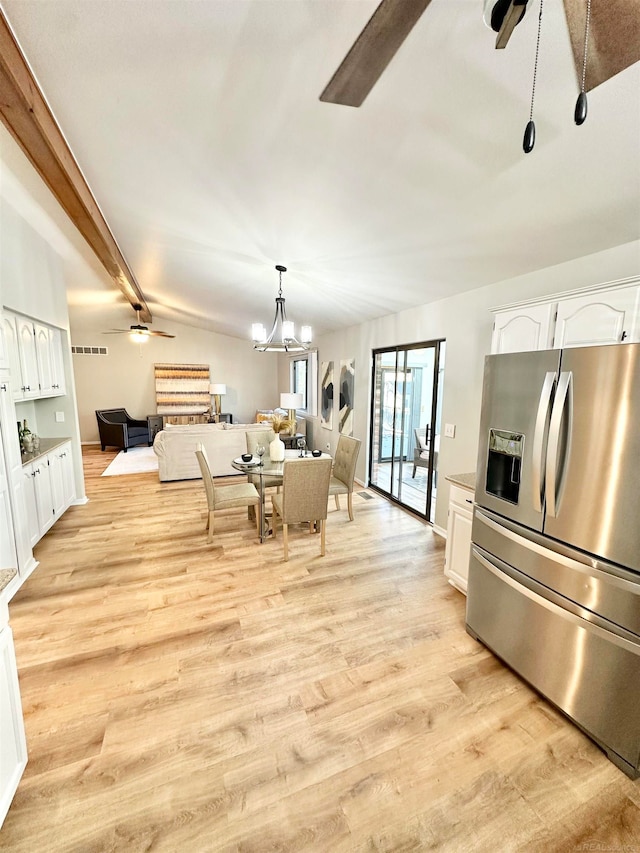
[[22, 441, 73, 546], [0, 615, 27, 829], [22, 464, 41, 548], [0, 379, 35, 578], [0, 419, 17, 575], [444, 483, 474, 595]]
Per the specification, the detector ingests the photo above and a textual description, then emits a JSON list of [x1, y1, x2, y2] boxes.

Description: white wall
[[307, 238, 640, 532], [70, 303, 280, 442]]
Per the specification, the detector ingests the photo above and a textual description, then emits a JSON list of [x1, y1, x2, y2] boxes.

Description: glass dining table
[[231, 449, 332, 542]]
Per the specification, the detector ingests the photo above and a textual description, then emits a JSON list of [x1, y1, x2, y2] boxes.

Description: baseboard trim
[[432, 524, 447, 540]]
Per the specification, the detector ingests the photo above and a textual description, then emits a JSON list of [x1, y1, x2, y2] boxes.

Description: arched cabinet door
[[553, 287, 640, 348], [491, 303, 556, 354]]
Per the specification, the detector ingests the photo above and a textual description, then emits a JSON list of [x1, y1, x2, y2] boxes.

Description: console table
[[281, 433, 304, 449], [147, 412, 214, 442]]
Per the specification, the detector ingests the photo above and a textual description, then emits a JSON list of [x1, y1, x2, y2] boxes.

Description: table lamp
[[210, 383, 227, 417], [280, 392, 303, 435]]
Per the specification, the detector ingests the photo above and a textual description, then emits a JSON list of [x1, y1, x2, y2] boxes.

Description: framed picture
[[320, 361, 334, 430], [339, 359, 355, 436]]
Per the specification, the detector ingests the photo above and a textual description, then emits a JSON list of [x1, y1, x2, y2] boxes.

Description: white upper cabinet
[[2, 311, 66, 400], [17, 316, 39, 399], [491, 303, 556, 354], [491, 279, 640, 354], [35, 323, 54, 396], [553, 287, 640, 348], [49, 327, 66, 395], [1, 316, 23, 401]]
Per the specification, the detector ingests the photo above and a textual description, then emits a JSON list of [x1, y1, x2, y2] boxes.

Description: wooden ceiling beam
[[0, 10, 151, 322]]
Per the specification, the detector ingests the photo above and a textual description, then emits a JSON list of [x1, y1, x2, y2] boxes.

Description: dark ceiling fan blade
[[494, 1, 529, 50], [102, 328, 175, 338], [563, 0, 640, 92], [319, 0, 433, 107]]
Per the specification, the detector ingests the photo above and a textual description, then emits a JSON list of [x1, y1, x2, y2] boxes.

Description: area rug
[[101, 446, 158, 476]]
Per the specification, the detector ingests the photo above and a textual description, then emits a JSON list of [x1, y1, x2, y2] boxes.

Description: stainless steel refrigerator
[[467, 343, 640, 778]]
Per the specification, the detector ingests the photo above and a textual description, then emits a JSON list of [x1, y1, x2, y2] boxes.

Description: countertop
[[0, 569, 17, 595], [21, 436, 71, 466], [445, 472, 476, 492]]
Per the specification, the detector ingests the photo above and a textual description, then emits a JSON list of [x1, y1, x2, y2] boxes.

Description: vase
[[269, 433, 285, 462]]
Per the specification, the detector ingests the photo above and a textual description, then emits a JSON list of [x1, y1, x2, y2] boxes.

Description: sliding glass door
[[369, 340, 445, 522]]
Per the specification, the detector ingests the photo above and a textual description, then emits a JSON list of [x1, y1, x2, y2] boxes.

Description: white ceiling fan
[[104, 304, 175, 343]]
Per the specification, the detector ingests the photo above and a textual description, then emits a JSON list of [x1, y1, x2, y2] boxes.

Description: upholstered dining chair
[[271, 457, 332, 561], [412, 426, 431, 478], [328, 435, 361, 522], [195, 444, 260, 543]]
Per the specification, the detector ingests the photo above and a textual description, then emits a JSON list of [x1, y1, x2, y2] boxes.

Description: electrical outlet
[[325, 442, 331, 450], [444, 423, 456, 438], [55, 411, 65, 423]]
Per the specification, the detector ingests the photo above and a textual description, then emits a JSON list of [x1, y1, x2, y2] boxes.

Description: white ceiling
[[2, 0, 639, 340]]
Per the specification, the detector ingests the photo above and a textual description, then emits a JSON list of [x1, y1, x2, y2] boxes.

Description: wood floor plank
[[0, 446, 638, 851]]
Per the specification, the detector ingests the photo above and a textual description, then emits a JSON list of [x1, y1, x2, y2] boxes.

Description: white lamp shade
[[251, 323, 266, 342], [280, 392, 303, 410], [210, 383, 227, 395], [300, 325, 312, 343], [282, 320, 295, 340]]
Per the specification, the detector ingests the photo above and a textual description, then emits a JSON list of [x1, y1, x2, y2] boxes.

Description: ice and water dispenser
[[485, 429, 524, 504]]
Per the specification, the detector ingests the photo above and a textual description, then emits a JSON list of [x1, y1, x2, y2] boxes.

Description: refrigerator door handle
[[546, 370, 573, 518], [474, 508, 640, 594], [531, 371, 556, 513]]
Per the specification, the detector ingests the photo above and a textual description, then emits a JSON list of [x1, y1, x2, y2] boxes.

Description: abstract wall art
[[320, 360, 334, 430], [154, 363, 210, 414], [339, 358, 355, 436]]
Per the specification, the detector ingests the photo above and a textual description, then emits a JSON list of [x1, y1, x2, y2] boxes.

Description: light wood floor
[[1, 446, 638, 852]]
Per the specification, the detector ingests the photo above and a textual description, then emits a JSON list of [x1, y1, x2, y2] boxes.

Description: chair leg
[[412, 465, 416, 478], [334, 494, 340, 510], [254, 504, 260, 535], [320, 519, 326, 556], [283, 523, 289, 561], [207, 511, 214, 543], [272, 507, 278, 539], [347, 493, 354, 522]]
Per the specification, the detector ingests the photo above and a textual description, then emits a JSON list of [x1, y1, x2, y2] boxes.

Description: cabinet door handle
[[465, 498, 473, 504], [0, 383, 6, 391]]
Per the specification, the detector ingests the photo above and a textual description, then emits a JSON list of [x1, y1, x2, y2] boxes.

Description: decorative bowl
[[311, 449, 322, 457], [241, 453, 253, 462]]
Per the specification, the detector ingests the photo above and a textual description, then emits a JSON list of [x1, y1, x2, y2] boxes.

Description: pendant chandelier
[[251, 264, 312, 352]]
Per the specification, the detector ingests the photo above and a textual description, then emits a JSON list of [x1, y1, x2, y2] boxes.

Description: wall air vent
[[71, 345, 109, 355]]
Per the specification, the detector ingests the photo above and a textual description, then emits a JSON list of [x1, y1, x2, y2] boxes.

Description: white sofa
[[153, 422, 276, 481]]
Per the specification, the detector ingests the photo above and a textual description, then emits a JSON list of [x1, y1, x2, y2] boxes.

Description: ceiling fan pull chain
[[523, 0, 544, 153], [574, 0, 591, 125]]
